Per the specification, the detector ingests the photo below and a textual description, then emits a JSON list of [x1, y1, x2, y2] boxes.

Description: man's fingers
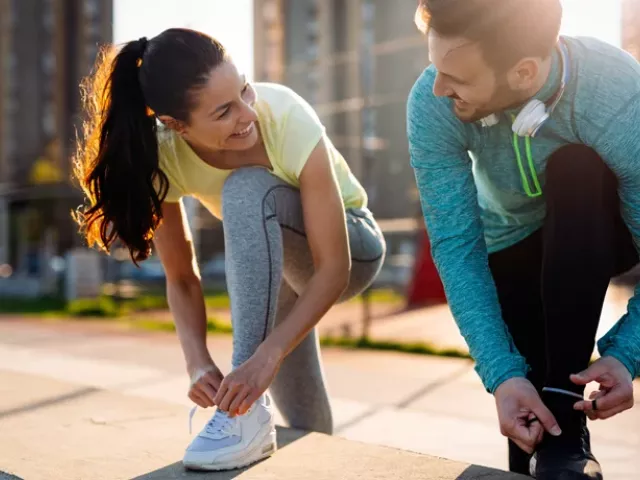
[[588, 390, 603, 400], [503, 417, 540, 455], [594, 399, 635, 420], [574, 389, 606, 412], [513, 438, 534, 454], [570, 363, 609, 386], [530, 400, 562, 436], [527, 416, 544, 446], [578, 385, 631, 413], [509, 425, 536, 454], [586, 409, 598, 421], [536, 423, 545, 445]]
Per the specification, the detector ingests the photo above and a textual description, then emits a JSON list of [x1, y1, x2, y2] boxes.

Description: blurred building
[[622, 0, 640, 59], [253, 0, 428, 220], [0, 0, 112, 274]]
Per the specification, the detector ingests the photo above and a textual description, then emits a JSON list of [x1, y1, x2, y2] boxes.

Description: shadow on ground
[[0, 387, 100, 420], [456, 465, 529, 479], [0, 472, 24, 480], [131, 427, 309, 480]]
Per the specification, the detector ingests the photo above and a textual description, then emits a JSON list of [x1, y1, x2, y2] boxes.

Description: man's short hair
[[415, 0, 563, 70]]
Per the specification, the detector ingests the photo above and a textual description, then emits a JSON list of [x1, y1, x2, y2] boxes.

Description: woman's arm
[[154, 201, 223, 406], [259, 136, 351, 359], [214, 137, 352, 416]]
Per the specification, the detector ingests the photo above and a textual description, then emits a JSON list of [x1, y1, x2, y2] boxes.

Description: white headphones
[[480, 39, 570, 137]]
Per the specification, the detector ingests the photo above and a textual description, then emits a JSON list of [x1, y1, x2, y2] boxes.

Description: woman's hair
[[72, 28, 227, 263], [415, 0, 562, 70]]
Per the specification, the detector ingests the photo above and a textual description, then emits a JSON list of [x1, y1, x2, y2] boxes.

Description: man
[[406, 1, 640, 478]]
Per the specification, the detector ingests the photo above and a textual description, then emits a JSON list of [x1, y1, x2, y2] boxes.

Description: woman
[[73, 28, 385, 471]]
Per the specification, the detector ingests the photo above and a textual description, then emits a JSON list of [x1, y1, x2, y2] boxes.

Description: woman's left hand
[[214, 346, 283, 417]]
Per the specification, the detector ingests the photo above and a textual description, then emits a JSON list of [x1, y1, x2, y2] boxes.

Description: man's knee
[[546, 145, 614, 194]]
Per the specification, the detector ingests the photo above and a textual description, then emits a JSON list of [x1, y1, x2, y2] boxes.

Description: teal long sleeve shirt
[[406, 35, 640, 393]]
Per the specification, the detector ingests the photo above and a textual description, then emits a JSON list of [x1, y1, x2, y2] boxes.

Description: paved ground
[[0, 370, 525, 480], [0, 317, 638, 479]]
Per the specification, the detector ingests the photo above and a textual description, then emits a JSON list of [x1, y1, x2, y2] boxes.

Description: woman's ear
[[158, 115, 187, 135]]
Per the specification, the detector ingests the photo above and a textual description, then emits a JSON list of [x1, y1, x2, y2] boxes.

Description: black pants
[[488, 145, 638, 472]]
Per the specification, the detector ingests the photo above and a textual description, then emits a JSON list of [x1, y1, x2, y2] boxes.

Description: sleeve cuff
[[598, 343, 639, 379], [476, 357, 530, 394]]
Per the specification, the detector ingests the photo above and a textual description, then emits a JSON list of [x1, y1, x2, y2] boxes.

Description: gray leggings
[[221, 167, 386, 434]]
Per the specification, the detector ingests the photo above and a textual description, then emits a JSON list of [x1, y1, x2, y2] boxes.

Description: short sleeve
[[157, 138, 186, 203], [279, 97, 326, 179]]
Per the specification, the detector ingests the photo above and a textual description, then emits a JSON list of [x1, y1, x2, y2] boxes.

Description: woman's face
[[168, 60, 259, 153]]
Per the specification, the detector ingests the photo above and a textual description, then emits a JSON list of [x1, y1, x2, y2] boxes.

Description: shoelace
[[188, 405, 236, 436]]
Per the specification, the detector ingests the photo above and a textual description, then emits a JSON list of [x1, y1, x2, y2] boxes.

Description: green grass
[[0, 288, 400, 319], [320, 336, 471, 359], [204, 293, 231, 309], [0, 297, 67, 316], [354, 289, 404, 305], [134, 316, 233, 334], [0, 293, 229, 318]]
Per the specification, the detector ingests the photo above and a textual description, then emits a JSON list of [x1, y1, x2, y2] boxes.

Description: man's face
[[428, 31, 521, 123]]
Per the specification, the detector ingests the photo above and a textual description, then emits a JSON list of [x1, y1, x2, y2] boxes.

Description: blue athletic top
[[407, 35, 640, 393]]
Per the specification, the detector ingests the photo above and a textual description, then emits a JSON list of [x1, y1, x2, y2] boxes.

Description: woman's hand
[[188, 363, 225, 408], [214, 346, 283, 417]]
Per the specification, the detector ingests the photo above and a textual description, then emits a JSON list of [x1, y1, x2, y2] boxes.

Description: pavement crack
[[395, 363, 473, 409], [88, 412, 177, 427]]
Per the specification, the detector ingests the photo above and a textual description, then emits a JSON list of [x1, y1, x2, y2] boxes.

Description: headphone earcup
[[512, 100, 548, 136]]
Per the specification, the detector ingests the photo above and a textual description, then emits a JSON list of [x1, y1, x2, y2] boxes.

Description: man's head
[[416, 0, 562, 122]]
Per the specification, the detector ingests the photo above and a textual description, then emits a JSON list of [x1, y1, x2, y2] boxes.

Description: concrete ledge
[[0, 370, 527, 480], [137, 427, 528, 480]]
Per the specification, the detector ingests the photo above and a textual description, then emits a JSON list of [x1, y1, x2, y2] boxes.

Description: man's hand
[[571, 356, 634, 421], [494, 377, 562, 453]]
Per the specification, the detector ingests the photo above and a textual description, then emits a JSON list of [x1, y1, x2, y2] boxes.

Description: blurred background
[[0, 0, 636, 312], [2, 3, 640, 478]]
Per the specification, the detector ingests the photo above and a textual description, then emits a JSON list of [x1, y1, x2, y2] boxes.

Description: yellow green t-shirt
[[157, 82, 367, 219]]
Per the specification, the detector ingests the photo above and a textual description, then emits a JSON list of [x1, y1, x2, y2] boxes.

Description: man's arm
[[407, 71, 528, 393]]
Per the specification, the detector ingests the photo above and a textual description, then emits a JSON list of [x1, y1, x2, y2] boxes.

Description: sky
[[113, 0, 254, 79], [560, 0, 621, 46], [114, 0, 623, 82]]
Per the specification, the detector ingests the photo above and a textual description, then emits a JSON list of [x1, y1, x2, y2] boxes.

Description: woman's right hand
[[188, 363, 225, 408]]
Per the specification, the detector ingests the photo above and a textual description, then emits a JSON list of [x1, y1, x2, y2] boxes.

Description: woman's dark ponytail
[[73, 29, 226, 263], [73, 37, 168, 264]]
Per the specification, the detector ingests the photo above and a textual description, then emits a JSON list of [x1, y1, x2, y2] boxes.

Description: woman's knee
[[223, 166, 275, 192]]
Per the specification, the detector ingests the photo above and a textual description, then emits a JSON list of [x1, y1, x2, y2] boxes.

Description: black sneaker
[[533, 389, 603, 479]]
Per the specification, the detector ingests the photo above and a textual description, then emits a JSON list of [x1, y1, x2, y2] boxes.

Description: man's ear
[[507, 57, 541, 92], [158, 115, 187, 135]]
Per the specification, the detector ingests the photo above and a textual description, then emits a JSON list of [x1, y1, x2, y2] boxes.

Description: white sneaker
[[183, 394, 276, 471]]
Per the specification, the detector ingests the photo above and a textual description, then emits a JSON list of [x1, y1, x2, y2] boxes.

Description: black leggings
[[489, 145, 638, 472], [489, 144, 638, 395]]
